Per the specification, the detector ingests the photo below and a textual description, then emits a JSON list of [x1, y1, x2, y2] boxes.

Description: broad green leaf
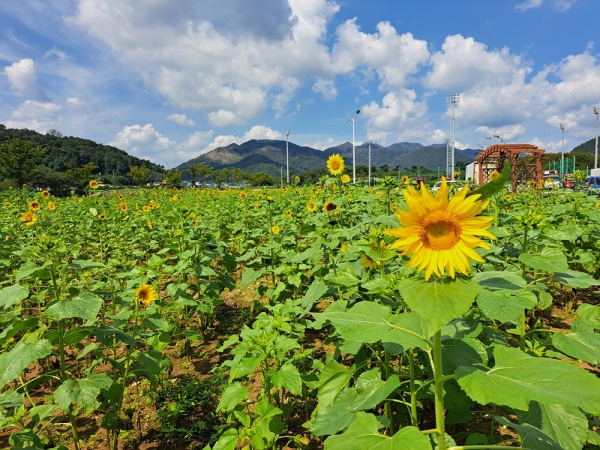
[[70, 260, 106, 269], [53, 373, 112, 415], [466, 161, 510, 201], [555, 270, 600, 288], [0, 340, 52, 389], [519, 402, 588, 450], [552, 331, 600, 364], [0, 284, 29, 310], [15, 264, 50, 282], [9, 430, 46, 450], [456, 346, 600, 414], [240, 267, 265, 287], [442, 338, 485, 374], [577, 304, 600, 330], [519, 249, 568, 273], [477, 289, 537, 323], [399, 277, 480, 334], [217, 382, 249, 412], [0, 389, 24, 409], [323, 412, 430, 450], [472, 270, 526, 290], [46, 292, 103, 323], [325, 268, 360, 287], [270, 362, 302, 394], [316, 360, 355, 414], [299, 278, 329, 310], [314, 302, 390, 343], [385, 313, 430, 352], [495, 416, 562, 450], [212, 429, 239, 450]]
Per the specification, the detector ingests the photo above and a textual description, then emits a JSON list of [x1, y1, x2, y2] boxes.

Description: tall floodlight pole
[[448, 94, 460, 180], [594, 107, 599, 169], [286, 129, 290, 184], [560, 123, 565, 179], [349, 110, 360, 183], [444, 137, 451, 179], [367, 140, 372, 186]]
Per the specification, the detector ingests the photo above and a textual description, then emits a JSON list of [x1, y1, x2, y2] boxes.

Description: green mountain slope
[[571, 137, 599, 154]]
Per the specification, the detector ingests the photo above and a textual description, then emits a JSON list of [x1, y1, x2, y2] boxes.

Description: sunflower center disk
[[420, 212, 461, 250]]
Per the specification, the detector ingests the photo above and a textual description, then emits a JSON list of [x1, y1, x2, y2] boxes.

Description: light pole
[[560, 123, 565, 179], [448, 94, 459, 180], [444, 138, 451, 179], [286, 129, 290, 184], [367, 140, 372, 186], [349, 110, 360, 183], [594, 106, 599, 169]]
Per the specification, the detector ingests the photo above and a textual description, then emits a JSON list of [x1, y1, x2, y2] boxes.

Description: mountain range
[[176, 140, 480, 178]]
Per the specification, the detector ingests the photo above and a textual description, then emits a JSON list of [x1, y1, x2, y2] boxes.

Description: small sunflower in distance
[[119, 202, 128, 212], [327, 154, 345, 176], [48, 201, 56, 211], [386, 178, 495, 280], [341, 174, 351, 184], [285, 209, 293, 217], [21, 212, 37, 226], [89, 180, 99, 189], [271, 224, 280, 234], [98, 213, 107, 221], [135, 283, 159, 307], [306, 202, 316, 212], [323, 199, 337, 213], [41, 190, 50, 198], [488, 170, 500, 181], [29, 200, 40, 211], [401, 175, 410, 185]]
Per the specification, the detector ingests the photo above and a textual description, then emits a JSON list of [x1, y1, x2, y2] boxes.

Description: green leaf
[[0, 389, 24, 409], [555, 270, 600, 288], [323, 412, 430, 450], [270, 362, 302, 394], [46, 292, 103, 324], [385, 313, 430, 352], [299, 279, 329, 310], [217, 382, 249, 412], [495, 416, 562, 450], [212, 429, 239, 450], [53, 373, 112, 415], [0, 284, 29, 310], [466, 161, 510, 200], [315, 360, 355, 415], [325, 268, 360, 287], [399, 277, 480, 334], [519, 250, 568, 273], [576, 304, 600, 330], [0, 340, 52, 389], [472, 270, 526, 290], [518, 402, 588, 450], [240, 267, 265, 287], [456, 345, 600, 414], [314, 302, 391, 344], [70, 259, 106, 269], [15, 264, 50, 282], [552, 331, 600, 364], [477, 289, 537, 323]]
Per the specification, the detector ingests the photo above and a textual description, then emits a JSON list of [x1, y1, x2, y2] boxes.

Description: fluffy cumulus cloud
[[3, 58, 47, 99], [167, 113, 195, 126], [6, 100, 61, 130], [476, 124, 526, 141], [515, 0, 577, 11], [110, 124, 175, 161]]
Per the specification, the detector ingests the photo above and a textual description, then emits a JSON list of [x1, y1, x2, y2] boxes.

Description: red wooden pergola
[[476, 144, 545, 193]]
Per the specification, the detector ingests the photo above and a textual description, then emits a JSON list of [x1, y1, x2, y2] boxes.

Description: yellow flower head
[[142, 205, 150, 212], [285, 209, 293, 217], [327, 154, 345, 176], [401, 175, 410, 185], [488, 170, 500, 181], [135, 283, 159, 307], [306, 202, 317, 212], [147, 220, 153, 229], [385, 178, 495, 281], [29, 200, 40, 211], [527, 180, 536, 188], [271, 224, 280, 234], [119, 202, 128, 212], [89, 180, 99, 189], [21, 212, 37, 226], [98, 213, 107, 221], [361, 254, 380, 270], [240, 192, 248, 199], [323, 200, 337, 213], [341, 174, 351, 184], [41, 190, 50, 198], [48, 201, 56, 211]]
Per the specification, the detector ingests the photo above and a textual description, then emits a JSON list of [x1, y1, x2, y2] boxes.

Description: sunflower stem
[[433, 330, 446, 450]]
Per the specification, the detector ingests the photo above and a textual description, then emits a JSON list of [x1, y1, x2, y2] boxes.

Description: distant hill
[[176, 139, 478, 178], [571, 137, 599, 154], [0, 125, 165, 182]]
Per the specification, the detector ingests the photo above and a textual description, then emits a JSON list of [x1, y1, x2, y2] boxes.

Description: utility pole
[[444, 137, 451, 179], [367, 140, 372, 186], [448, 94, 459, 180], [280, 167, 283, 188], [560, 123, 565, 179], [349, 110, 360, 183], [594, 106, 599, 169], [286, 129, 290, 184]]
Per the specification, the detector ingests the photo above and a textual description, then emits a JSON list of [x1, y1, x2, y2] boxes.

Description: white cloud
[[198, 125, 283, 154], [312, 78, 337, 101], [515, 0, 544, 11], [425, 129, 448, 145], [476, 124, 526, 141], [167, 113, 195, 126], [3, 58, 47, 99], [110, 124, 175, 161], [6, 100, 61, 130], [307, 137, 336, 150], [515, 0, 577, 11], [44, 47, 68, 60]]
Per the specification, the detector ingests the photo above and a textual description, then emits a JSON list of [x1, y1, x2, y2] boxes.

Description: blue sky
[[1, 0, 599, 168]]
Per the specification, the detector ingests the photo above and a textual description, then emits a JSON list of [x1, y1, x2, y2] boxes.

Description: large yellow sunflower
[[21, 212, 37, 226], [341, 174, 351, 184], [135, 283, 159, 307], [323, 199, 337, 213], [327, 154, 345, 176], [29, 201, 40, 211], [386, 179, 495, 280], [89, 180, 99, 189]]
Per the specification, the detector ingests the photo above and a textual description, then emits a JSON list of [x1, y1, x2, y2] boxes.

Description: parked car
[[587, 176, 600, 195], [432, 180, 456, 192], [563, 174, 576, 189]]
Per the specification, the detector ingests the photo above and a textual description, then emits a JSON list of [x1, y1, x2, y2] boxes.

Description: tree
[[164, 169, 182, 187], [0, 139, 47, 187], [46, 129, 63, 138], [129, 165, 149, 186], [231, 168, 244, 186], [212, 169, 225, 189], [197, 163, 212, 187], [65, 162, 99, 189], [184, 164, 202, 187]]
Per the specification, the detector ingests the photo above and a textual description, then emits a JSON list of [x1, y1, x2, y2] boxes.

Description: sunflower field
[[1, 158, 600, 450]]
